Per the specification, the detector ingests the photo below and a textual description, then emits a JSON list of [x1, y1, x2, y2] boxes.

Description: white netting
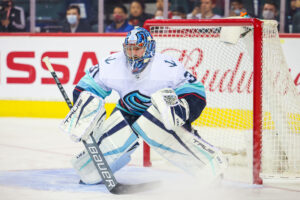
[[261, 21, 300, 179], [145, 19, 300, 183]]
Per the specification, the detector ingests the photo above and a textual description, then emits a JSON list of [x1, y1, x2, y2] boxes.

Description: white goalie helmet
[[123, 27, 156, 74]]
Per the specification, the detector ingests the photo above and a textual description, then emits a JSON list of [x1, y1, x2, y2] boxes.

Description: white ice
[[0, 117, 299, 200]]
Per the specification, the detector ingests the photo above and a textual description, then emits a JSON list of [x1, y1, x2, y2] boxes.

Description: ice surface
[[0, 117, 299, 200]]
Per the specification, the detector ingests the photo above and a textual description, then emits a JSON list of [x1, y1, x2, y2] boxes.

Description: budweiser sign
[[161, 48, 300, 96]]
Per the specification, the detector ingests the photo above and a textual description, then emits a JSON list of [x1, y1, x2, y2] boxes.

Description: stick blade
[[110, 181, 161, 194]]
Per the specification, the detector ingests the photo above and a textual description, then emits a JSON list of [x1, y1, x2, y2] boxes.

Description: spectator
[[187, 2, 200, 19], [286, 0, 298, 33], [154, 8, 164, 19], [62, 5, 92, 33], [156, 0, 172, 19], [63, 0, 97, 29], [292, 0, 300, 33], [261, 0, 278, 20], [105, 4, 134, 33], [229, 0, 247, 17], [0, 0, 25, 32], [171, 6, 187, 19], [64, 0, 94, 22], [187, 0, 222, 19], [128, 0, 153, 27]]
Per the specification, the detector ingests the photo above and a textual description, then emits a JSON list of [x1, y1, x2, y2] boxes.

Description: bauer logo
[[88, 146, 116, 188]]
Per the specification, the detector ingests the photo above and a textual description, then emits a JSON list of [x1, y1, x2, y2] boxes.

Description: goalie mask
[[123, 27, 156, 74]]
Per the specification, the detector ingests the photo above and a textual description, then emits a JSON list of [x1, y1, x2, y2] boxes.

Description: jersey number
[[89, 64, 100, 78], [184, 71, 197, 83]]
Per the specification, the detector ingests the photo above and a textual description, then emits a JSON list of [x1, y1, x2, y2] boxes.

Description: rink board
[[0, 34, 299, 132]]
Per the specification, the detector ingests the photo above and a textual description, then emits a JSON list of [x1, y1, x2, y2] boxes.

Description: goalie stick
[[42, 56, 158, 194]]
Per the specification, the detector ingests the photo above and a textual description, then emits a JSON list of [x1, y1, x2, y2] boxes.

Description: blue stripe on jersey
[[77, 74, 112, 99], [175, 82, 206, 98], [116, 104, 140, 116]]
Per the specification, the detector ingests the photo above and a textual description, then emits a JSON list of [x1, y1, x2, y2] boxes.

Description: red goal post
[[143, 18, 300, 184]]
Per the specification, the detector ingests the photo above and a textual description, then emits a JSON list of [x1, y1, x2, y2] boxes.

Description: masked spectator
[[0, 0, 25, 32], [105, 4, 134, 33], [154, 8, 164, 19], [64, 0, 94, 23], [229, 0, 247, 17], [62, 5, 92, 33], [261, 0, 278, 20], [129, 0, 153, 27]]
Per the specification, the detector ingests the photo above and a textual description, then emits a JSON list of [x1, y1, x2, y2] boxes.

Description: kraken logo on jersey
[[121, 91, 151, 115]]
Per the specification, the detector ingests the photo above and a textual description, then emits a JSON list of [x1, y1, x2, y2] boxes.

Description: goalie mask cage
[[143, 18, 300, 184]]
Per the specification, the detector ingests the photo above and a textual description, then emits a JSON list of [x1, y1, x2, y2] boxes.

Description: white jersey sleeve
[[156, 53, 205, 100], [76, 53, 126, 99], [162, 54, 206, 123]]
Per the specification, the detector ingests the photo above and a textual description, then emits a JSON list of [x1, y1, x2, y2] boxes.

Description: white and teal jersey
[[77, 52, 206, 116]]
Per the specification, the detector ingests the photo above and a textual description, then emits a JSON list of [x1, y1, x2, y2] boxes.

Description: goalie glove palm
[[151, 88, 190, 130]]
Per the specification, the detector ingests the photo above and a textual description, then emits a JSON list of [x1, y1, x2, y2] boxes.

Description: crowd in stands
[[0, 0, 25, 32], [0, 0, 299, 33]]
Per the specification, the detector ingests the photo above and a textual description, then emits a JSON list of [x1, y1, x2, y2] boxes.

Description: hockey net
[[143, 19, 300, 184]]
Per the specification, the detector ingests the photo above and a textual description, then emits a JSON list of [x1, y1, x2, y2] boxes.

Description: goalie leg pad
[[72, 110, 139, 184], [132, 106, 227, 179]]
